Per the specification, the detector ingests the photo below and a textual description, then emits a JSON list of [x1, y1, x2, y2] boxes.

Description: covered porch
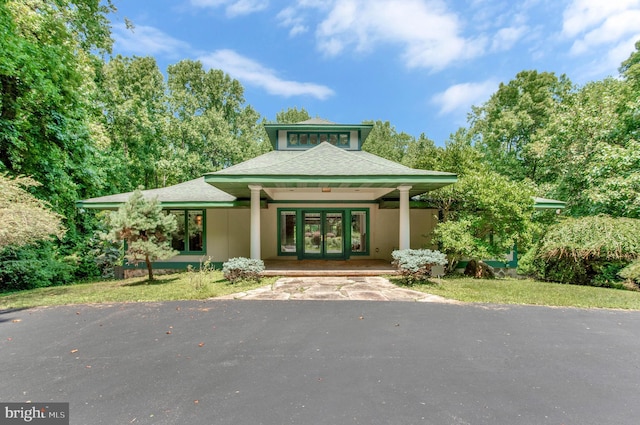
[[262, 259, 397, 277]]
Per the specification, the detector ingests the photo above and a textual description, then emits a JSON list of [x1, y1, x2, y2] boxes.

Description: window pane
[[329, 134, 338, 145], [309, 134, 318, 145], [339, 134, 349, 146], [319, 134, 328, 144], [299, 134, 308, 145], [289, 133, 298, 145], [188, 211, 204, 252], [169, 210, 185, 251], [351, 211, 367, 253], [280, 211, 297, 254]]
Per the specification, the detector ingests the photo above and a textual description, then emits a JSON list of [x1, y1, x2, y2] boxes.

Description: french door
[[302, 210, 345, 259]]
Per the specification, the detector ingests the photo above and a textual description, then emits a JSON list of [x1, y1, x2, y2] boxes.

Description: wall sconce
[[321, 187, 331, 193], [195, 215, 203, 225]]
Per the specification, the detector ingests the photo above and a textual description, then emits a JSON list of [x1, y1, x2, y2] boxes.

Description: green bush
[[529, 216, 640, 288], [392, 249, 447, 285], [222, 257, 265, 284], [0, 242, 75, 292], [619, 260, 640, 289]]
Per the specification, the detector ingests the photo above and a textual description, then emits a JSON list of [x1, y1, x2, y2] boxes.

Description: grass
[[0, 270, 273, 310], [390, 276, 640, 310], [3, 272, 640, 311]]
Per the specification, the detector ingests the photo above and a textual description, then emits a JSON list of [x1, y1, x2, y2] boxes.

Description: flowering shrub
[[222, 257, 265, 283], [392, 249, 447, 285]]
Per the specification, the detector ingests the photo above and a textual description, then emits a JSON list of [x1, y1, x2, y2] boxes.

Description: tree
[[0, 174, 66, 249], [275, 107, 310, 123], [104, 190, 178, 281], [402, 133, 440, 170], [361, 120, 412, 162], [470, 70, 573, 182], [0, 0, 114, 212], [98, 55, 167, 191], [428, 167, 535, 272]]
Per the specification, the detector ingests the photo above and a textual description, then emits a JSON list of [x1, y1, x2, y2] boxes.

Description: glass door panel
[[303, 212, 322, 256], [324, 212, 344, 256], [302, 211, 345, 259]]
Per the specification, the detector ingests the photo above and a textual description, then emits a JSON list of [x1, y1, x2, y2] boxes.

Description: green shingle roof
[[205, 142, 457, 199], [77, 177, 236, 209]]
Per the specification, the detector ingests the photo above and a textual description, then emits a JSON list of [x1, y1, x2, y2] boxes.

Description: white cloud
[[279, 0, 485, 71], [276, 6, 308, 36], [432, 80, 497, 116], [562, 0, 640, 37], [190, 0, 268, 17], [490, 25, 527, 52], [562, 0, 640, 57], [112, 24, 192, 58], [198, 50, 335, 99]]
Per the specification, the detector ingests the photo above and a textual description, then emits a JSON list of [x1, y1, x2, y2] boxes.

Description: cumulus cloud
[[432, 80, 497, 116], [199, 50, 335, 99], [562, 0, 640, 55], [112, 24, 193, 58], [490, 25, 527, 52], [278, 0, 486, 71], [190, 0, 268, 17]]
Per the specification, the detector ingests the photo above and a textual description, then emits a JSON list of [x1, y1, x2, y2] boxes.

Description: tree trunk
[[145, 255, 154, 281]]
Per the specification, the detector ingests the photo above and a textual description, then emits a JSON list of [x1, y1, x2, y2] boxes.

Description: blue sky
[[108, 0, 640, 145]]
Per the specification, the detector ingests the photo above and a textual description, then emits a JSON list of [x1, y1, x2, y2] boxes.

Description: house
[[78, 119, 458, 269]]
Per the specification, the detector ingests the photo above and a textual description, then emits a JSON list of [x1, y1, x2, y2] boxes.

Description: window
[[279, 210, 297, 255], [350, 210, 368, 254], [286, 132, 351, 148], [167, 209, 205, 254]]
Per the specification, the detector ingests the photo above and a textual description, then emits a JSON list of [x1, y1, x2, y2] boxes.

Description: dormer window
[[288, 132, 350, 148]]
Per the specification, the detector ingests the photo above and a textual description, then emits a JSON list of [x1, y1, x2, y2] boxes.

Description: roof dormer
[[263, 118, 374, 151]]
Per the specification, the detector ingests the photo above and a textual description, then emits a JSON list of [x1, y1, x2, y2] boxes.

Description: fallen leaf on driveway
[[198, 342, 205, 347], [11, 319, 21, 323], [70, 349, 79, 354]]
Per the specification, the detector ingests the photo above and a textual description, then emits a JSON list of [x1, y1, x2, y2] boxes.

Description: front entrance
[[302, 211, 345, 259]]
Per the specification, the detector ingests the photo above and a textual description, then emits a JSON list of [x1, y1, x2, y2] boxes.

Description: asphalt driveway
[[2, 300, 640, 425]]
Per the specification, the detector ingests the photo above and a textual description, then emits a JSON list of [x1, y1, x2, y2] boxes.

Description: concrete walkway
[[218, 276, 457, 302]]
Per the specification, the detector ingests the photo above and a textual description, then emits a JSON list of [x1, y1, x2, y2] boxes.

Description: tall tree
[[402, 133, 440, 170], [98, 55, 167, 191], [469, 70, 573, 182], [0, 0, 114, 214], [165, 60, 267, 177], [361, 120, 411, 163]]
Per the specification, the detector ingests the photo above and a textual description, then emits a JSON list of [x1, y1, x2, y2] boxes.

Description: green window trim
[[276, 208, 369, 258], [166, 209, 206, 255], [287, 131, 351, 148]]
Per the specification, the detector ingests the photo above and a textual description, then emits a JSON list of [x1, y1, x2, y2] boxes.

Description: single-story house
[[78, 119, 563, 271], [78, 119, 458, 269]]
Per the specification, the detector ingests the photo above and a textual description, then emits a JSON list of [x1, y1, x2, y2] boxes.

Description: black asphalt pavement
[[2, 300, 640, 425]]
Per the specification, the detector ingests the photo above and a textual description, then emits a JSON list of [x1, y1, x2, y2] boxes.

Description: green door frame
[[300, 210, 346, 260], [277, 208, 370, 260]]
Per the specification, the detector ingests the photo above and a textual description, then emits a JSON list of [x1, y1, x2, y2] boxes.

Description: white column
[[398, 185, 412, 250], [248, 185, 262, 260]]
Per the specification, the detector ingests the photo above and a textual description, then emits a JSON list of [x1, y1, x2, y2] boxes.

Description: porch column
[[398, 185, 412, 250], [248, 185, 262, 260]]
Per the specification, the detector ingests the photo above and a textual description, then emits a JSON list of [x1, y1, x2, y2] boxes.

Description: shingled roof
[[77, 177, 236, 209]]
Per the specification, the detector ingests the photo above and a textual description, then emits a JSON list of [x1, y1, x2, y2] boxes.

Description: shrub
[[619, 260, 640, 290], [392, 249, 447, 285], [529, 215, 640, 287], [0, 242, 74, 292], [222, 257, 265, 284]]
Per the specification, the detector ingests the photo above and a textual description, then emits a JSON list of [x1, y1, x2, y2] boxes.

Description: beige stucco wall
[[162, 205, 439, 263]]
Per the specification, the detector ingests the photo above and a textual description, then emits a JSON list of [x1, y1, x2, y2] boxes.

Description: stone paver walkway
[[217, 276, 457, 302]]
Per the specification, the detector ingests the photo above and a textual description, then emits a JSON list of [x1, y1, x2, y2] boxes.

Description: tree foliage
[[275, 107, 311, 123], [361, 120, 412, 162], [0, 174, 66, 249], [104, 190, 178, 281]]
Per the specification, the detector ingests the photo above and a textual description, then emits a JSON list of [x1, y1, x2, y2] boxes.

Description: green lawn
[[0, 271, 271, 310], [391, 276, 640, 310], [2, 272, 640, 311]]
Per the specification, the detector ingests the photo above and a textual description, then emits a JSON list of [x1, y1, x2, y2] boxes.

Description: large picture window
[[167, 209, 205, 254]]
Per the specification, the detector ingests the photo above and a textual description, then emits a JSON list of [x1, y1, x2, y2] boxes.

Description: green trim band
[[123, 261, 224, 270]]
